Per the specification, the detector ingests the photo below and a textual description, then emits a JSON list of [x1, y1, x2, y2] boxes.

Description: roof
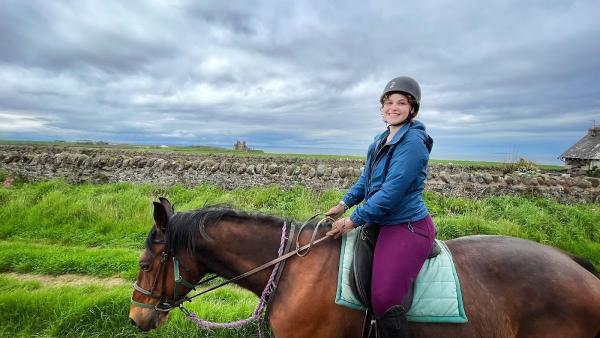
[[559, 125, 600, 160]]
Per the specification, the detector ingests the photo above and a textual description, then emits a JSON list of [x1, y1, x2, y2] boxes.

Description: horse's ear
[[158, 197, 174, 217], [153, 201, 169, 233]]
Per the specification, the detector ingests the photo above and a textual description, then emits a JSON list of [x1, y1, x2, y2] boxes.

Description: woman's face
[[382, 93, 411, 125]]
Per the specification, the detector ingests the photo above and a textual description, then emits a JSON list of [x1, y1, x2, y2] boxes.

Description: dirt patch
[[1, 272, 127, 287]]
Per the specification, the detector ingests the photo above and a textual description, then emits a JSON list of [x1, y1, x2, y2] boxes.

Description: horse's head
[[129, 198, 204, 331], [129, 200, 289, 331]]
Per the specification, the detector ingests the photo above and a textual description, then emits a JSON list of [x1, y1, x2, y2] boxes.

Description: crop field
[[0, 170, 597, 337]]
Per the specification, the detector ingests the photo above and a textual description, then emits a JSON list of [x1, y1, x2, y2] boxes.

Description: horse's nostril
[[130, 318, 137, 326]]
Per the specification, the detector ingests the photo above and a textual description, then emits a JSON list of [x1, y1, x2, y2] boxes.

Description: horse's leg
[[268, 238, 363, 338]]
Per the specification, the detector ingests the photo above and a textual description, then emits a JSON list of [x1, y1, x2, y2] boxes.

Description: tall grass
[[2, 179, 596, 266], [425, 192, 600, 262], [0, 241, 139, 279], [0, 275, 259, 338], [0, 181, 342, 249]]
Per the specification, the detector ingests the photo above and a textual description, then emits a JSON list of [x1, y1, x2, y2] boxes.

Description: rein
[[131, 214, 333, 335]]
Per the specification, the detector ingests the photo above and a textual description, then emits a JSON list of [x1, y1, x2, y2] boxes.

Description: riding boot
[[376, 305, 409, 338]]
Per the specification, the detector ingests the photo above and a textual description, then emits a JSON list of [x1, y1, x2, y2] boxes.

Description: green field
[[0, 139, 364, 161], [0, 172, 597, 337]]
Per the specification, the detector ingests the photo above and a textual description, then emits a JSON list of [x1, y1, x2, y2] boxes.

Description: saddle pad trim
[[405, 240, 467, 323]]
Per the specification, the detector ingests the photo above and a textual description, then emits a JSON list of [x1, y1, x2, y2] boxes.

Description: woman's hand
[[326, 217, 355, 239], [325, 203, 346, 220]]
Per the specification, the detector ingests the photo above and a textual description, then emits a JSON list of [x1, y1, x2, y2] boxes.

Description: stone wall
[[1, 145, 598, 203]]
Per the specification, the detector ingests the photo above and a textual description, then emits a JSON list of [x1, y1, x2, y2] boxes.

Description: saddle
[[349, 225, 441, 334]]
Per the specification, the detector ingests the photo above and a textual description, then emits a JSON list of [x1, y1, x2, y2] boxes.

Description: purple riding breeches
[[370, 215, 437, 316]]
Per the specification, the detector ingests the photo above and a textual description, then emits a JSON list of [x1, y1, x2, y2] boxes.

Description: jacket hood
[[375, 120, 433, 153]]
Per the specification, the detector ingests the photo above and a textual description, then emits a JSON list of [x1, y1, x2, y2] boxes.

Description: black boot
[[376, 305, 409, 338]]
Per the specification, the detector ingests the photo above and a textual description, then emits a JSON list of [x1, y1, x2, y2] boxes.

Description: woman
[[326, 76, 436, 338]]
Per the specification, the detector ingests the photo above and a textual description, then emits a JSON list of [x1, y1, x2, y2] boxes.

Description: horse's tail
[[568, 254, 599, 279]]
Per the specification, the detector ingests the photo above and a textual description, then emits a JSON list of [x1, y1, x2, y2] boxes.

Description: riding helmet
[[380, 76, 421, 113]]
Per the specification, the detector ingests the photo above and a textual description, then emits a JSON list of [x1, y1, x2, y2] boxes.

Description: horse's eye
[[140, 260, 151, 272]]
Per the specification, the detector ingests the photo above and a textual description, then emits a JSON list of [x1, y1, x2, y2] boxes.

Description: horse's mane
[[145, 204, 286, 254], [568, 253, 600, 279]]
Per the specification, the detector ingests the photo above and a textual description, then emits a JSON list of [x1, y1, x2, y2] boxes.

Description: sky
[[1, 1, 599, 164]]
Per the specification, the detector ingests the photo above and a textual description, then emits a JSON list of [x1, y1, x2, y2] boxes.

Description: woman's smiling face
[[382, 93, 411, 125]]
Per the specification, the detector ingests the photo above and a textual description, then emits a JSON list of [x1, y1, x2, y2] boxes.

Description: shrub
[[500, 157, 540, 175]]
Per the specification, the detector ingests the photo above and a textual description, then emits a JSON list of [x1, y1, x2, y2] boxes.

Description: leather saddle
[[349, 225, 441, 312]]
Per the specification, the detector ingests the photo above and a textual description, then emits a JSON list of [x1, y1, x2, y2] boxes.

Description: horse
[[129, 198, 600, 337]]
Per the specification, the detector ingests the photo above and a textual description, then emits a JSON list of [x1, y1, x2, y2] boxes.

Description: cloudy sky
[[1, 0, 599, 164]]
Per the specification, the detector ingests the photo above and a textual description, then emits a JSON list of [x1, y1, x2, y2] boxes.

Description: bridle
[[130, 237, 203, 312], [130, 214, 333, 314]]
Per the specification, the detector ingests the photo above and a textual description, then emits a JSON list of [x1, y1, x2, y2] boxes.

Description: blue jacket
[[342, 120, 433, 227]]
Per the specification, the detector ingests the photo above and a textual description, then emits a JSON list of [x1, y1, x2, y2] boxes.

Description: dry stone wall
[[1, 145, 598, 203]]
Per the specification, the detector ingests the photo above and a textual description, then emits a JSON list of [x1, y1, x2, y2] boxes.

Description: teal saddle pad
[[335, 229, 468, 323]]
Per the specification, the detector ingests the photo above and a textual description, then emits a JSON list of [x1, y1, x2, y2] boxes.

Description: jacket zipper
[[366, 140, 388, 192]]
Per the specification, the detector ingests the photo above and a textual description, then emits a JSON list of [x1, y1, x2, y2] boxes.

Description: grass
[[0, 178, 597, 273], [0, 177, 597, 337], [426, 192, 600, 262], [0, 275, 259, 337], [0, 241, 139, 279], [0, 180, 340, 248]]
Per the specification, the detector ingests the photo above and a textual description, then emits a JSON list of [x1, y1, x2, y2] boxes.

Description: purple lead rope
[[187, 221, 288, 337]]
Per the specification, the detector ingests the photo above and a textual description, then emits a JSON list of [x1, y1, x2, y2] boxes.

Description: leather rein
[[131, 214, 333, 313]]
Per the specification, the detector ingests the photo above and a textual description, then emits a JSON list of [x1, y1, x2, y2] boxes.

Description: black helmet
[[380, 76, 421, 113]]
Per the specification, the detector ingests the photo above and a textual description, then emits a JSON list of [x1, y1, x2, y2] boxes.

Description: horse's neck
[[199, 218, 283, 295]]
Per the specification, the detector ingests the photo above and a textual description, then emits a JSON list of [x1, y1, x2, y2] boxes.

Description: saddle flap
[[428, 240, 441, 258], [349, 226, 379, 309]]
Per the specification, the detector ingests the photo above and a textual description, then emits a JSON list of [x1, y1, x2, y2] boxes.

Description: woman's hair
[[379, 92, 418, 124]]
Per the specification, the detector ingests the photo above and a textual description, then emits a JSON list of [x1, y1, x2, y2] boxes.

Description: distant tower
[[233, 140, 249, 151]]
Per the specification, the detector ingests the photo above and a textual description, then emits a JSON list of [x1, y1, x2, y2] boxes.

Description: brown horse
[[129, 199, 600, 337]]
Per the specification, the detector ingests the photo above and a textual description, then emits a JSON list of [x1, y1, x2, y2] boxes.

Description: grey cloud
[[0, 0, 598, 163]]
